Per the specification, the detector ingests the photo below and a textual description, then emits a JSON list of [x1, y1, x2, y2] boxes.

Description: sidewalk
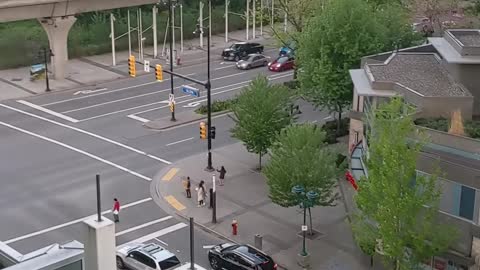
[[0, 29, 273, 101], [151, 141, 377, 270]]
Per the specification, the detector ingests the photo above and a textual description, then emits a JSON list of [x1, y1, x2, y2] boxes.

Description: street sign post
[[144, 60, 150, 72], [181, 85, 200, 97]]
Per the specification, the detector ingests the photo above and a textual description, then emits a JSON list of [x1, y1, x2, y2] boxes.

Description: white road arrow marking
[[73, 88, 108, 95], [182, 101, 203, 108]]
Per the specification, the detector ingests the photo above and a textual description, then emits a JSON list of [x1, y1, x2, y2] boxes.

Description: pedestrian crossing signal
[[128, 55, 136, 77], [200, 122, 207, 139], [210, 126, 216, 139], [156, 64, 163, 81]]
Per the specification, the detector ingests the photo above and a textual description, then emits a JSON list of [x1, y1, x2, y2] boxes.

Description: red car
[[268, 56, 295, 72]]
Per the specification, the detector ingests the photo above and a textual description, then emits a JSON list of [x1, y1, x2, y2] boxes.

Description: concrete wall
[[444, 63, 480, 116], [419, 96, 474, 120], [420, 127, 480, 155]]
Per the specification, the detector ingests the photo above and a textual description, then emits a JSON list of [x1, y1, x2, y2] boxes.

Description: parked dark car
[[236, 54, 269, 70], [208, 243, 277, 270], [222, 42, 264, 61], [268, 56, 295, 72]]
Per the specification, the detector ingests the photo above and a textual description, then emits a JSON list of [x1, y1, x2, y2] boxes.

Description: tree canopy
[[230, 75, 294, 168], [353, 97, 456, 269], [264, 123, 339, 207]]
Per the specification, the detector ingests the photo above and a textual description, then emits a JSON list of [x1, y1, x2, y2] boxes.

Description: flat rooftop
[[367, 53, 469, 97], [449, 30, 480, 47]]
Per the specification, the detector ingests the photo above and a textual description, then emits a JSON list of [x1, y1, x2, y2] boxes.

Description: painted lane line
[[4, 197, 152, 244], [60, 72, 247, 114], [0, 104, 171, 165], [129, 74, 283, 116], [120, 223, 188, 247], [76, 71, 293, 122], [203, 245, 215, 249], [131, 72, 295, 116], [164, 196, 186, 211], [165, 137, 194, 146], [0, 120, 152, 181], [115, 216, 173, 237], [74, 88, 108, 95], [41, 73, 196, 106], [154, 238, 169, 246], [127, 114, 150, 123], [17, 100, 80, 123], [215, 65, 235, 70], [162, 168, 179, 181]]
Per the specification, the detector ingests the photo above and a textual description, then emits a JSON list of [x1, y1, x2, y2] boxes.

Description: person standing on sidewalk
[[217, 166, 227, 186], [196, 180, 206, 207], [183, 176, 192, 198], [112, 198, 120, 223]]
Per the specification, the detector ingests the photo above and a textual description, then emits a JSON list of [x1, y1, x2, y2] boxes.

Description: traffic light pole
[[168, 0, 176, 122], [206, 27, 213, 171], [43, 48, 51, 92]]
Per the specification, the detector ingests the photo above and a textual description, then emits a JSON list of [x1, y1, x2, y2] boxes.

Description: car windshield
[[276, 57, 289, 63], [158, 255, 181, 269], [248, 55, 257, 61], [230, 44, 241, 50]]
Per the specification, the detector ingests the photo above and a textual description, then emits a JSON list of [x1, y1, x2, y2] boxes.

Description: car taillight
[[273, 263, 278, 269]]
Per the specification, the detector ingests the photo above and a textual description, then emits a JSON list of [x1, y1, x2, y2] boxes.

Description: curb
[[150, 162, 289, 270], [144, 111, 233, 131]]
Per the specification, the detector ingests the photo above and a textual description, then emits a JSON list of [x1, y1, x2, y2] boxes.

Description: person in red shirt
[[113, 198, 120, 223]]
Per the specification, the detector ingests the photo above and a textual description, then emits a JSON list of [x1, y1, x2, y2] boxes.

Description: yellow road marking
[[162, 168, 179, 181], [164, 195, 186, 211]]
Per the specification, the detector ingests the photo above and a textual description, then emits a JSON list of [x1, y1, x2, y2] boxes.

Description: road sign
[[144, 60, 150, 72], [301, 225, 308, 232], [169, 94, 175, 104], [181, 85, 200, 97]]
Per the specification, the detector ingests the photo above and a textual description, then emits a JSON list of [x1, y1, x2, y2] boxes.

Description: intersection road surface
[[0, 48, 321, 268]]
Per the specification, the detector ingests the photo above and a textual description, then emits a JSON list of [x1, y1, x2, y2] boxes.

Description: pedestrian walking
[[112, 198, 120, 223], [217, 166, 227, 186], [183, 176, 192, 198], [196, 180, 206, 207]]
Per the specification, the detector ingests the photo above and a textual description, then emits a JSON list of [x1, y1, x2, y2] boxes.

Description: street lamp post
[[41, 48, 53, 92], [194, 10, 213, 171], [292, 185, 318, 257], [168, 0, 176, 121]]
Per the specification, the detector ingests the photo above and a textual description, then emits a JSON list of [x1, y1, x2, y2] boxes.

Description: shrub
[[283, 80, 299, 90], [321, 117, 350, 144], [414, 117, 449, 132], [195, 98, 237, 114], [466, 120, 480, 139]]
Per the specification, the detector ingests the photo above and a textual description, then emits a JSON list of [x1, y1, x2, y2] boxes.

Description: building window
[[459, 186, 475, 221]]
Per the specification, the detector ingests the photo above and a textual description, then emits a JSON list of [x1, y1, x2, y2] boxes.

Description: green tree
[[296, 0, 420, 135], [353, 98, 456, 269], [264, 124, 340, 231], [230, 76, 293, 168]]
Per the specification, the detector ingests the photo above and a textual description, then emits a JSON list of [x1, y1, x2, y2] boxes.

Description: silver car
[[117, 243, 181, 270], [236, 54, 269, 70]]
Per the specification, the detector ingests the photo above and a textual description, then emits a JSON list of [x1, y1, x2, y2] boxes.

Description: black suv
[[208, 243, 277, 270], [222, 42, 264, 61]]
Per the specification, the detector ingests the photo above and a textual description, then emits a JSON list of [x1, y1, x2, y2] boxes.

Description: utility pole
[[206, 17, 213, 171], [189, 217, 195, 270], [42, 48, 52, 92], [96, 174, 102, 222], [168, 0, 176, 121]]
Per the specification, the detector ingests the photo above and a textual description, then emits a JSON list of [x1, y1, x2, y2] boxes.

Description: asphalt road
[[0, 47, 329, 269]]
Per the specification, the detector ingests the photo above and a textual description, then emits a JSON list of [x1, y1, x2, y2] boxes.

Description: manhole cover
[[11, 78, 22, 82], [297, 229, 323, 240]]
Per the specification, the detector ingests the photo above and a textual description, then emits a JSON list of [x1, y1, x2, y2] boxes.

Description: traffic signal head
[[200, 122, 207, 139], [155, 64, 163, 82], [210, 126, 216, 139], [128, 55, 136, 77]]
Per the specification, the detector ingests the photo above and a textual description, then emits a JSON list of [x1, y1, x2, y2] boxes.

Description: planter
[[297, 253, 310, 269]]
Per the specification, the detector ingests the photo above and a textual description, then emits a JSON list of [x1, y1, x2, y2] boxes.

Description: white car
[[116, 243, 181, 270]]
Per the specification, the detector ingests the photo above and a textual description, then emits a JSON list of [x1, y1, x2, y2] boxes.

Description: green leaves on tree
[[230, 75, 294, 168]]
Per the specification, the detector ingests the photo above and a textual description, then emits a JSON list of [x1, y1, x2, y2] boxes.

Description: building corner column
[[39, 16, 76, 80], [82, 216, 116, 270]]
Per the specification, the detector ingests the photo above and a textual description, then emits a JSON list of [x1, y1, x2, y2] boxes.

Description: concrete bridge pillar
[[39, 16, 77, 80]]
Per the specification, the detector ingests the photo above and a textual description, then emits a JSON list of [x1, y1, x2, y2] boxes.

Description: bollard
[[209, 188, 213, 209], [254, 234, 263, 250], [232, 219, 238, 235]]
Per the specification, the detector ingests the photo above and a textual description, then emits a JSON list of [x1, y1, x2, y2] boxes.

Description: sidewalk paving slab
[[150, 141, 379, 270]]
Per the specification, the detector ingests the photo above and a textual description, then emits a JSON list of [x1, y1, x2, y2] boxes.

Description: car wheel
[[246, 65, 251, 70], [116, 256, 125, 269], [210, 257, 220, 270], [235, 55, 240, 62]]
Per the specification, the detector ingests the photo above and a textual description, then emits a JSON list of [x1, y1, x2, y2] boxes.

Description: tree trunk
[[259, 153, 262, 169], [336, 104, 343, 137], [308, 207, 313, 236]]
